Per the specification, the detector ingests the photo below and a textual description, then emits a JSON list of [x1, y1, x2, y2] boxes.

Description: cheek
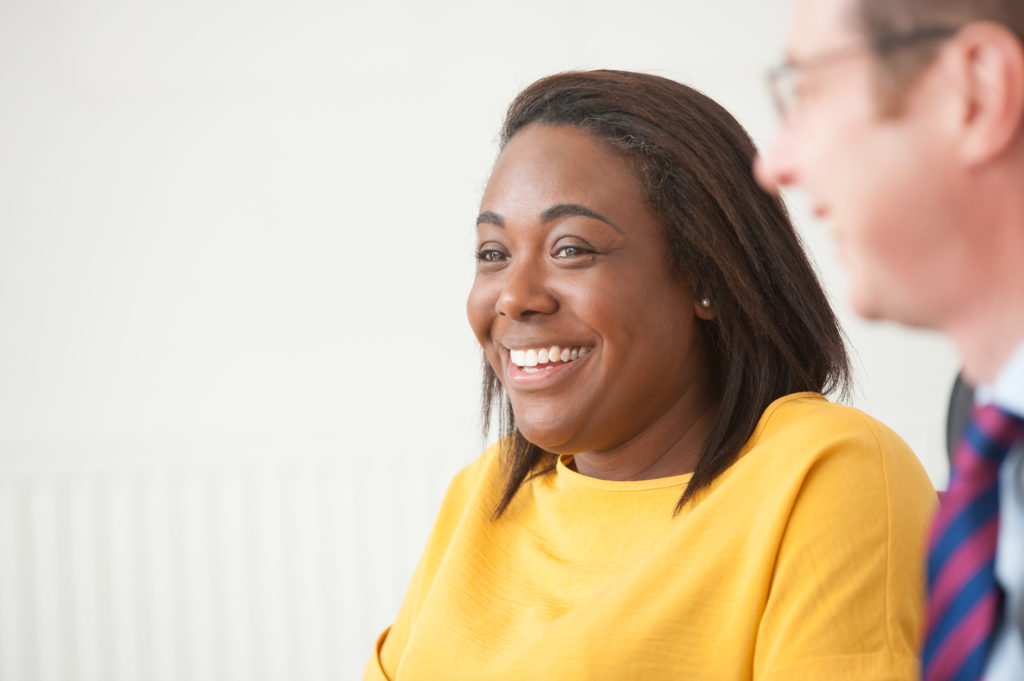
[[850, 163, 929, 251], [799, 100, 876, 183], [466, 279, 495, 345]]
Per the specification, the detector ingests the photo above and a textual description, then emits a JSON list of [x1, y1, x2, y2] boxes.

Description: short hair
[[856, 0, 1024, 107], [483, 70, 851, 517]]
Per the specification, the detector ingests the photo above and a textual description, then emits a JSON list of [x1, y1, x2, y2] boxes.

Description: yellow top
[[364, 393, 937, 680]]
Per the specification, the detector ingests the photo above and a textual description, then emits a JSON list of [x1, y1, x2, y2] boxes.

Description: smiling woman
[[470, 123, 717, 486], [364, 70, 938, 681]]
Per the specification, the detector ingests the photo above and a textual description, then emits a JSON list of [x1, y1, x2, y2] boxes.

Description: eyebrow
[[541, 204, 622, 233], [475, 211, 505, 228], [474, 204, 622, 234]]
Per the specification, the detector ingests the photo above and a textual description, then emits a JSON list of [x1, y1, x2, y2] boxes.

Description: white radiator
[[0, 452, 458, 681]]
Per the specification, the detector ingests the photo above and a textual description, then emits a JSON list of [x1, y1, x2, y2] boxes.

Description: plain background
[[0, 0, 958, 678]]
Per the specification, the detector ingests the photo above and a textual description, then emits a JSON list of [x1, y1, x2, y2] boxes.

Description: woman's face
[[467, 123, 715, 460]]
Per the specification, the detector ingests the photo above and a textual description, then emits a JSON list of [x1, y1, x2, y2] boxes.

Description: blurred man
[[755, 1, 1024, 680]]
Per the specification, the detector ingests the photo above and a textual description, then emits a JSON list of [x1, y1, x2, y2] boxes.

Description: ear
[[950, 22, 1024, 165]]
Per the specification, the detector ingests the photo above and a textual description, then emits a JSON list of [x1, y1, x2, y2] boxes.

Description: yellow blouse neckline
[[555, 455, 693, 491]]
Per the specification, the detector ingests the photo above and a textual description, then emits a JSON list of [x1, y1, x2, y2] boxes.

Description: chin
[[515, 416, 594, 456], [848, 272, 892, 322], [851, 287, 938, 330], [511, 412, 570, 452], [850, 294, 885, 321]]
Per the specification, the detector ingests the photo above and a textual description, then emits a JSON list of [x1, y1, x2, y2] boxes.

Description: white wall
[[0, 1, 957, 679]]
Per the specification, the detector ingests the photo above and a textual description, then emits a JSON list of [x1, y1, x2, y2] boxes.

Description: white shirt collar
[[975, 339, 1024, 418]]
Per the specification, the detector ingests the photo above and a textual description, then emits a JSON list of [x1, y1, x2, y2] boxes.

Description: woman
[[364, 70, 936, 680]]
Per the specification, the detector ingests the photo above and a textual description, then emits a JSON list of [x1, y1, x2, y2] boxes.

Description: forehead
[[787, 0, 863, 58], [483, 124, 645, 208]]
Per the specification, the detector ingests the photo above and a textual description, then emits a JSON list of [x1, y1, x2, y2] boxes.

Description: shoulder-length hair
[[483, 70, 851, 517]]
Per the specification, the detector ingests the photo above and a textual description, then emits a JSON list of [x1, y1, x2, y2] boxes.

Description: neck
[[571, 396, 719, 481], [938, 172, 1024, 383], [945, 226, 1024, 384], [951, 305, 1024, 385]]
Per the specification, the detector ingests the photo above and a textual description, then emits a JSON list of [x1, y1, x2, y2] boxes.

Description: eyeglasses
[[766, 25, 961, 118]]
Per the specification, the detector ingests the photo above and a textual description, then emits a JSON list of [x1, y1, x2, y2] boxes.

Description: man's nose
[[753, 129, 798, 194]]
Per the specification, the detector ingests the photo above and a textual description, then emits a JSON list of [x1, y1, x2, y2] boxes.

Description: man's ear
[[949, 22, 1024, 165]]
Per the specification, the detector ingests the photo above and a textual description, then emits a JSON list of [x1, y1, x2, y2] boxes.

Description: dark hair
[[483, 70, 851, 517], [856, 0, 1024, 107]]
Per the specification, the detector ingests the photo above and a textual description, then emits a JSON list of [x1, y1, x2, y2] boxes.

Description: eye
[[794, 74, 821, 103], [475, 243, 509, 263], [552, 240, 595, 259]]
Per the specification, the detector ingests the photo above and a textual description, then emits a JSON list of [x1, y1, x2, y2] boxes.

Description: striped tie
[[923, 403, 1024, 681]]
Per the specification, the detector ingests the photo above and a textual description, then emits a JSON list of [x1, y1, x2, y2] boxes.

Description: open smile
[[502, 343, 592, 383]]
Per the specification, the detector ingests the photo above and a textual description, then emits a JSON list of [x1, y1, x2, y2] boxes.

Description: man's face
[[755, 0, 965, 328]]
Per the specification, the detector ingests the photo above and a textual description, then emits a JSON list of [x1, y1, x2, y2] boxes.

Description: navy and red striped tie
[[923, 403, 1024, 681]]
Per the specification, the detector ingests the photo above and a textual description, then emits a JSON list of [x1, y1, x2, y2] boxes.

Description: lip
[[501, 344, 593, 388]]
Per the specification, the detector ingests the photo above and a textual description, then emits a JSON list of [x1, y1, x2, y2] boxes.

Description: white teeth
[[508, 345, 591, 368]]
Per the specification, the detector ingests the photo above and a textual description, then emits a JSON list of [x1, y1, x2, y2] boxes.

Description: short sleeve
[[362, 450, 496, 680], [753, 415, 937, 680]]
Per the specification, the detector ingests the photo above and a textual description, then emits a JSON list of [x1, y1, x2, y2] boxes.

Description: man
[[754, 1, 1024, 680]]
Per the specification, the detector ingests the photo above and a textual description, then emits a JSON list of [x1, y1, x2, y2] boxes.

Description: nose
[[753, 127, 798, 194], [495, 259, 558, 321]]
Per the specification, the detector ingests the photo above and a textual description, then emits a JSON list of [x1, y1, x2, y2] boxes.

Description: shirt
[[975, 340, 1024, 681], [365, 392, 937, 681]]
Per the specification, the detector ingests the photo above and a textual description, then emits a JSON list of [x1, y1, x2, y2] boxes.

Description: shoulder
[[745, 395, 935, 678], [749, 392, 916, 463], [734, 392, 934, 502], [435, 441, 506, 519], [400, 443, 507, 596]]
